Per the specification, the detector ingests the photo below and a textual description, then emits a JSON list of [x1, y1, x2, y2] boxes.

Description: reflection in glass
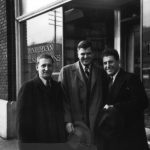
[[143, 0, 150, 127], [143, 0, 150, 97], [143, 0, 150, 27], [20, 0, 60, 15], [134, 31, 140, 76], [21, 8, 63, 83]]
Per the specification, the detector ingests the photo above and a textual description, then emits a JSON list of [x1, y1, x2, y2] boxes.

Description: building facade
[[0, 0, 150, 138]]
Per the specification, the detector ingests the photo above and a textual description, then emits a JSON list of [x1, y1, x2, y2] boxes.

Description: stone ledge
[[0, 99, 16, 139]]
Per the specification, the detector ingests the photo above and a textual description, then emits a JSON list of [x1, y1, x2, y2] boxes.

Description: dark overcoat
[[95, 68, 149, 150], [17, 76, 66, 143]]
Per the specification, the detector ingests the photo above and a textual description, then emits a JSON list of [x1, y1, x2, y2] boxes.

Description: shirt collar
[[39, 77, 51, 86], [80, 62, 91, 72], [111, 69, 120, 83], [39, 77, 47, 86]]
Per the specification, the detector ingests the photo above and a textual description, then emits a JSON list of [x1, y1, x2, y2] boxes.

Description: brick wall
[[6, 0, 16, 101], [0, 0, 8, 100]]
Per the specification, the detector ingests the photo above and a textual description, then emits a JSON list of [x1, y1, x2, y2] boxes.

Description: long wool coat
[[17, 76, 66, 143], [95, 68, 149, 150], [59, 61, 107, 132]]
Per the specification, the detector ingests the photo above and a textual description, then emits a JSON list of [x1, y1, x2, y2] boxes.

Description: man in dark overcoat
[[17, 54, 66, 146], [95, 48, 149, 150], [59, 40, 107, 147]]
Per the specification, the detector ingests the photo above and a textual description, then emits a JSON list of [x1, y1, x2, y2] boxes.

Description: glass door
[[63, 6, 114, 66], [143, 0, 150, 128]]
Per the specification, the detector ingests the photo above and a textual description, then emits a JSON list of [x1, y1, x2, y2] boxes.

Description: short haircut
[[36, 53, 54, 65], [77, 40, 92, 50], [102, 48, 119, 61]]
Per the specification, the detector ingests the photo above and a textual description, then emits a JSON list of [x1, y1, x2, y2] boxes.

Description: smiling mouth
[[43, 72, 50, 75], [84, 59, 91, 62], [106, 69, 112, 72]]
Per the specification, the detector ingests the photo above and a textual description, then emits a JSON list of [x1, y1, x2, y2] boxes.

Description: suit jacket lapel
[[110, 69, 126, 101], [90, 65, 98, 92], [74, 61, 86, 85], [74, 62, 98, 91], [33, 76, 44, 88]]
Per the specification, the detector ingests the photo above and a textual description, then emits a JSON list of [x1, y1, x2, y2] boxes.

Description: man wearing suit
[[59, 40, 107, 147], [17, 54, 66, 145], [95, 48, 149, 150]]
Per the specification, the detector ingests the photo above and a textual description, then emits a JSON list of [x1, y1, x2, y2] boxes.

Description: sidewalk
[[0, 137, 150, 150], [0, 138, 18, 150], [0, 139, 96, 150]]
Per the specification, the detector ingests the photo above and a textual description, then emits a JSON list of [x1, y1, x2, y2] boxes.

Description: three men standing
[[17, 42, 149, 150]]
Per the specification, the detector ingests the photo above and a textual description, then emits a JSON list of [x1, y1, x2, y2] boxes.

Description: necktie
[[46, 80, 51, 88], [108, 77, 113, 91], [85, 66, 90, 78]]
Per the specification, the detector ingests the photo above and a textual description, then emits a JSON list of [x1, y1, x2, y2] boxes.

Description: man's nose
[[106, 62, 110, 68], [84, 54, 88, 58], [45, 66, 49, 70]]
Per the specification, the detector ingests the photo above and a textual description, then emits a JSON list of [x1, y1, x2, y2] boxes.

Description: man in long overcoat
[[59, 40, 107, 146], [95, 48, 149, 150], [17, 54, 66, 145]]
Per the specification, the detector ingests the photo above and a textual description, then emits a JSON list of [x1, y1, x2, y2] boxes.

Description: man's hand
[[104, 104, 114, 110], [66, 122, 74, 134]]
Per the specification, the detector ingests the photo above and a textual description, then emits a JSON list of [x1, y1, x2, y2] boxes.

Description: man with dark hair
[[95, 48, 149, 150], [17, 53, 66, 144], [59, 40, 107, 147]]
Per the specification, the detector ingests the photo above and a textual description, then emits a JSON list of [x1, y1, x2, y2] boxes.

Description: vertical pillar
[[140, 0, 143, 80], [114, 10, 121, 57]]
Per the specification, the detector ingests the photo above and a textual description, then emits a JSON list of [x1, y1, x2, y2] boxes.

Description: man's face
[[77, 47, 94, 66], [103, 55, 120, 76], [36, 58, 53, 80]]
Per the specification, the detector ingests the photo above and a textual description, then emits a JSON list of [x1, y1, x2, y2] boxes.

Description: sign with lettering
[[27, 42, 62, 72]]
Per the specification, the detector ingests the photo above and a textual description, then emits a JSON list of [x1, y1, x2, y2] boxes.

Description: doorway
[[120, 0, 140, 73], [63, 6, 114, 66]]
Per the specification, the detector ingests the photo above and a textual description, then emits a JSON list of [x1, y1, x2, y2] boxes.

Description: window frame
[[14, 0, 69, 95]]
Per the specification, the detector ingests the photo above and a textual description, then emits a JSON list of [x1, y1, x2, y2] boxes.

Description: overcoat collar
[[73, 61, 85, 84], [33, 75, 55, 91], [73, 61, 99, 91], [90, 64, 99, 92]]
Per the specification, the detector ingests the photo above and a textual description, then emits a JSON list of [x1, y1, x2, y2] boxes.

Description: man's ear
[[118, 60, 121, 67], [35, 64, 38, 71], [77, 49, 79, 56]]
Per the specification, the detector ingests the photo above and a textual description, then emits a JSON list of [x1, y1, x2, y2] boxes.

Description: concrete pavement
[[0, 137, 150, 150], [0, 138, 18, 150]]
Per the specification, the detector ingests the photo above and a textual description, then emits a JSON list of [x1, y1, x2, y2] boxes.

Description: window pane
[[20, 8, 63, 83], [143, 0, 150, 127], [143, 0, 150, 27], [134, 31, 140, 76], [20, 0, 62, 15], [64, 8, 114, 66]]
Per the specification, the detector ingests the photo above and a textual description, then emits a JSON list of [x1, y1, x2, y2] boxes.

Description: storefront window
[[64, 8, 114, 66], [20, 7, 63, 83], [143, 0, 150, 127], [20, 0, 61, 15], [134, 31, 140, 75]]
